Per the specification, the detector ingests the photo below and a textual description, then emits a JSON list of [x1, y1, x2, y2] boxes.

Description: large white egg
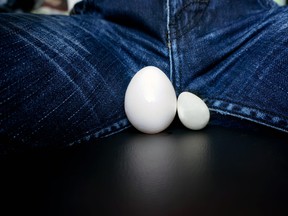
[[177, 92, 210, 130], [124, 66, 177, 134]]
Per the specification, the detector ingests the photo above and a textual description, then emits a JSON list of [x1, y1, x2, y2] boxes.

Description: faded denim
[[0, 0, 287, 150]]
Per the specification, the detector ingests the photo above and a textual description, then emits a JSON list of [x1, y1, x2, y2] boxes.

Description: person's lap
[[0, 0, 287, 151], [171, 1, 288, 132], [202, 7, 288, 133], [0, 12, 169, 148]]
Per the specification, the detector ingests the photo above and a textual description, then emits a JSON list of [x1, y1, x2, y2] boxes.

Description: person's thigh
[[175, 2, 288, 132], [0, 13, 169, 149]]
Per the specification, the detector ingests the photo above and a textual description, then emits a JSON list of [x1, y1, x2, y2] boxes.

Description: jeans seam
[[68, 118, 130, 146], [206, 98, 288, 133], [210, 108, 288, 133], [206, 98, 288, 119], [167, 0, 173, 83]]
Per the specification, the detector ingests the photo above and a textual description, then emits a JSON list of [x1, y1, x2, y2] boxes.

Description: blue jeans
[[0, 0, 287, 150]]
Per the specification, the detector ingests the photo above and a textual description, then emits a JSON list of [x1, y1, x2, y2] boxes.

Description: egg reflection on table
[[124, 66, 177, 134]]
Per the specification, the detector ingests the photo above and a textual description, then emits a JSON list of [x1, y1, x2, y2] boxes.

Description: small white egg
[[124, 66, 177, 134], [177, 92, 210, 130]]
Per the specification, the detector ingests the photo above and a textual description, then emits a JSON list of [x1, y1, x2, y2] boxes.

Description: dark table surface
[[1, 124, 288, 216]]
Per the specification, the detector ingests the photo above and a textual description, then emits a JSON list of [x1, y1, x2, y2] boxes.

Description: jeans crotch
[[166, 0, 210, 95]]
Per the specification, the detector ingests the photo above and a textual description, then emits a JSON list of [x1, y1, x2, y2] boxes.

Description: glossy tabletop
[[1, 124, 288, 215]]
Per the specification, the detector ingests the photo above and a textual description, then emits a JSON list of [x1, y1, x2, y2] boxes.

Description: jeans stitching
[[210, 108, 288, 133], [167, 0, 174, 83], [206, 98, 288, 132], [205, 98, 288, 119], [68, 118, 130, 146], [210, 107, 288, 133]]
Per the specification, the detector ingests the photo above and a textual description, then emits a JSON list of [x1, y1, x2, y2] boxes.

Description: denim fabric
[[167, 0, 288, 132], [0, 0, 287, 150]]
